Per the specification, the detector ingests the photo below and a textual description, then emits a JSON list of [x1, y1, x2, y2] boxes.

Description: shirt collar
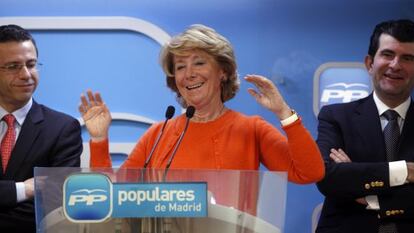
[[373, 91, 410, 120], [0, 98, 33, 125]]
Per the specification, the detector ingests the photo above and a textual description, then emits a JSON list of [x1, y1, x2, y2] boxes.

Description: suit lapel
[[4, 102, 43, 178], [399, 101, 414, 161], [353, 95, 387, 161]]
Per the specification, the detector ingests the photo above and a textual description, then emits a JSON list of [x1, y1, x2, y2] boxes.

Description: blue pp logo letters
[[63, 173, 113, 223]]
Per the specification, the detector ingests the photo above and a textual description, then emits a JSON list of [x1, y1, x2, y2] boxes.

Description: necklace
[[192, 105, 227, 122]]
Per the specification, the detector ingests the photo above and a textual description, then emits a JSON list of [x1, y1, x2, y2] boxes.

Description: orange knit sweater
[[90, 110, 324, 184]]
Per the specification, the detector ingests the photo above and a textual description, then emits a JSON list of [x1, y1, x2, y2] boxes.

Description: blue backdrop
[[1, 0, 413, 232]]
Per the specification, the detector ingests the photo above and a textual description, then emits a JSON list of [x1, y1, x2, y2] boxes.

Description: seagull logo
[[325, 83, 369, 89], [71, 189, 107, 194]]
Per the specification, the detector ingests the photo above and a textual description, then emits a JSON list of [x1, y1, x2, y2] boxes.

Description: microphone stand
[[139, 106, 175, 233], [162, 106, 195, 181], [141, 105, 175, 183], [158, 106, 194, 233]]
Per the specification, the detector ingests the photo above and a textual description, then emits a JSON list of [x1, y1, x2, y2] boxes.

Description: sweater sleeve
[[121, 134, 148, 168], [259, 118, 325, 184], [89, 122, 164, 169], [120, 122, 164, 169], [90, 138, 112, 167]]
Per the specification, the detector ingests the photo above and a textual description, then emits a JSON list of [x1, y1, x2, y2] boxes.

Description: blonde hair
[[160, 24, 240, 107]]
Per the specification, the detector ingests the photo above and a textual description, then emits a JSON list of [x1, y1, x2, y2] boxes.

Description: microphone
[[143, 105, 175, 168], [165, 106, 195, 171]]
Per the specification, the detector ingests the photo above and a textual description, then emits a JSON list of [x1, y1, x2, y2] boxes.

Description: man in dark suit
[[0, 25, 82, 232], [316, 19, 414, 233]]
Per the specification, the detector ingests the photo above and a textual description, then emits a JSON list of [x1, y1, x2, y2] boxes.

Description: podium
[[34, 167, 287, 233]]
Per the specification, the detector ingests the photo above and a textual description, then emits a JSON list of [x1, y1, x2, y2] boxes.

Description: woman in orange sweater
[[79, 24, 324, 184]]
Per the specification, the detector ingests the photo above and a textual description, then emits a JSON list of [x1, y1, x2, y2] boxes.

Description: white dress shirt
[[0, 98, 33, 202], [366, 92, 410, 210]]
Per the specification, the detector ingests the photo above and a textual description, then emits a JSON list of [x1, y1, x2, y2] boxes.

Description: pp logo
[[313, 62, 372, 116], [63, 173, 113, 223], [320, 82, 369, 105]]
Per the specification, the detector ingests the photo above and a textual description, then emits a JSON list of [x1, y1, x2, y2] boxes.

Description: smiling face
[[365, 34, 414, 107], [0, 41, 39, 112], [173, 50, 225, 111]]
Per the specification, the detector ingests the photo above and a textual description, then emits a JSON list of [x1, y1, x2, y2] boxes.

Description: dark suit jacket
[[0, 101, 82, 233], [315, 94, 414, 233]]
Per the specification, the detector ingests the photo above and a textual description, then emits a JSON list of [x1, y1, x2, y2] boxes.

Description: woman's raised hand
[[245, 74, 293, 120], [78, 90, 112, 142]]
